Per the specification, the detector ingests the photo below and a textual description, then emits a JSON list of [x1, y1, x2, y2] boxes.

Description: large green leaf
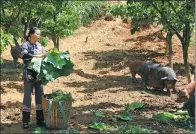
[[29, 57, 43, 74], [44, 50, 66, 69], [124, 102, 145, 112], [95, 111, 105, 118], [33, 127, 48, 134], [60, 61, 74, 76], [117, 112, 132, 121], [88, 121, 106, 130]]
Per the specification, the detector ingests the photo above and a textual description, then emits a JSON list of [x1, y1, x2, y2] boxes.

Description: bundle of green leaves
[[29, 48, 74, 85], [153, 111, 189, 124], [47, 90, 75, 102]]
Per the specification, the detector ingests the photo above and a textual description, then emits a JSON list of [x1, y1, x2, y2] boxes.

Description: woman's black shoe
[[36, 121, 46, 127], [22, 122, 29, 129]]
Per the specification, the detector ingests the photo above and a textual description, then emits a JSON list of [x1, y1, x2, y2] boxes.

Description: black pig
[[138, 62, 177, 95]]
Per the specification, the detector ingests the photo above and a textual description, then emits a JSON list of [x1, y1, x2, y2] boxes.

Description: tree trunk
[[23, 11, 31, 42], [51, 29, 57, 48], [13, 36, 20, 47], [182, 22, 192, 83], [182, 45, 192, 83], [23, 18, 30, 41], [56, 37, 60, 50], [165, 33, 169, 55], [51, 12, 59, 50], [51, 31, 59, 50], [166, 32, 173, 69]]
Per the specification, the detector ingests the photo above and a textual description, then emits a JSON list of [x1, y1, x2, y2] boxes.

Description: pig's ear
[[161, 77, 167, 80]]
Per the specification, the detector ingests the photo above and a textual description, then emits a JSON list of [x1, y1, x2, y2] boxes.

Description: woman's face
[[30, 30, 41, 42]]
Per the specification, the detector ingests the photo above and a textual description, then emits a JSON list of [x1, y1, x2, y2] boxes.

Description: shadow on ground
[[82, 49, 164, 72], [65, 69, 174, 97], [1, 59, 23, 82], [123, 30, 163, 43]]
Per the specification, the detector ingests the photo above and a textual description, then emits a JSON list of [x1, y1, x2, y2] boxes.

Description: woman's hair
[[25, 27, 40, 41]]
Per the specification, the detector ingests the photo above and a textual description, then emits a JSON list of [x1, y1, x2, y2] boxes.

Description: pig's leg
[[140, 74, 148, 89], [173, 88, 178, 93], [131, 72, 137, 83], [143, 79, 150, 90], [166, 88, 172, 96]]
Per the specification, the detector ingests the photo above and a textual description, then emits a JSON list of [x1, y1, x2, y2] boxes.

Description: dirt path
[[1, 18, 195, 133]]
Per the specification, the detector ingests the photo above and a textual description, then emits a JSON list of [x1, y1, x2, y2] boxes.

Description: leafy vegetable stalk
[[29, 48, 74, 85]]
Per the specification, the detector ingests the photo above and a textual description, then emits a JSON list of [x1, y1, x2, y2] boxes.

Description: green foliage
[[106, 2, 157, 33], [43, 48, 67, 69], [29, 48, 74, 85], [107, 1, 194, 35], [1, 1, 30, 40], [76, 1, 103, 25], [47, 90, 75, 102], [39, 37, 49, 47], [106, 3, 128, 19], [0, 28, 14, 54], [1, 1, 104, 49], [40, 2, 79, 37], [30, 57, 42, 73]]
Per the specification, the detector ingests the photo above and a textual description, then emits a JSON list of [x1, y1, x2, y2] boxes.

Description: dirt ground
[[1, 17, 195, 133]]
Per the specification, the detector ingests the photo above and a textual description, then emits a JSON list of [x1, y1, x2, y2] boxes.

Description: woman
[[20, 27, 46, 129], [183, 81, 195, 117]]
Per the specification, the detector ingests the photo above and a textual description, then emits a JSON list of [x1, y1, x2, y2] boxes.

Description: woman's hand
[[176, 81, 195, 103], [184, 81, 195, 95], [33, 54, 44, 58]]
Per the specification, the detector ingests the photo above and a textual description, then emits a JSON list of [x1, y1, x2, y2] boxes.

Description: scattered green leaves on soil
[[117, 125, 153, 134], [54, 129, 80, 134]]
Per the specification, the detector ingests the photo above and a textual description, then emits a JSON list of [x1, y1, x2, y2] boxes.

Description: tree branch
[[150, 2, 183, 41]]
